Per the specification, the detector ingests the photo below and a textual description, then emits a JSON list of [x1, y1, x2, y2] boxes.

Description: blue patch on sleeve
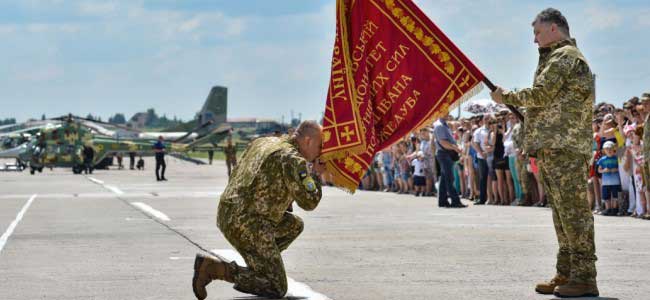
[[303, 177, 317, 192]]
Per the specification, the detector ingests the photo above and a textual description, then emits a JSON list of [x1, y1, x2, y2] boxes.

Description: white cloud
[[22, 0, 64, 8], [78, 1, 117, 15], [115, 4, 247, 41], [23, 23, 81, 34], [179, 17, 201, 33], [222, 17, 246, 37], [187, 12, 247, 38], [25, 23, 49, 33], [0, 25, 17, 35], [14, 65, 64, 82], [637, 9, 650, 27], [640, 18, 650, 27], [584, 5, 623, 30]]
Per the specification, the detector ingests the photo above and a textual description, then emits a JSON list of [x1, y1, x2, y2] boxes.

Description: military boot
[[553, 282, 599, 298], [535, 274, 568, 294], [192, 253, 234, 300]]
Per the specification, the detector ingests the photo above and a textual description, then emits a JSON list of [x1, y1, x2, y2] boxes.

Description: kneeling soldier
[[193, 120, 325, 299]]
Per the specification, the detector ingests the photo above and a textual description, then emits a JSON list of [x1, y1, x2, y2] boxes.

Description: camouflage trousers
[[538, 149, 597, 285], [226, 160, 236, 178], [217, 203, 304, 298]]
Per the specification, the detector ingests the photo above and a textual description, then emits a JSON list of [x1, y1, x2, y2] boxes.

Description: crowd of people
[[358, 93, 650, 220]]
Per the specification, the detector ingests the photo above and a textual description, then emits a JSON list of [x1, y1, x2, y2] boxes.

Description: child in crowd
[[597, 141, 622, 216], [411, 151, 426, 196], [397, 143, 410, 194]]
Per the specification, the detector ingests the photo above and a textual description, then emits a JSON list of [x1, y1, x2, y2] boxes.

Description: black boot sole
[[534, 287, 554, 295], [553, 291, 599, 298]]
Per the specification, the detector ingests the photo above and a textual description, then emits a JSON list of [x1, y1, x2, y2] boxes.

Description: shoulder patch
[[303, 176, 317, 192], [299, 170, 308, 180]]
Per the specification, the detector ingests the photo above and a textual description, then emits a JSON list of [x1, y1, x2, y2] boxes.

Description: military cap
[[641, 93, 650, 103]]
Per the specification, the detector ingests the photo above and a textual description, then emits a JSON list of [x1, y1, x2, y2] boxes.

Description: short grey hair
[[533, 8, 570, 36], [293, 120, 321, 139]]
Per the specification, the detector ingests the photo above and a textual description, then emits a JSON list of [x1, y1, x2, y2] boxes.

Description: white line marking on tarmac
[[105, 185, 124, 195], [0, 194, 37, 254], [88, 177, 104, 184], [88, 176, 124, 195], [211, 249, 331, 300], [131, 202, 171, 221], [86, 177, 222, 199], [125, 217, 154, 221], [1, 192, 221, 199]]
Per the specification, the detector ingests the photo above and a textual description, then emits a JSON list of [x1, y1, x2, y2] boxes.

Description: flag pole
[[482, 78, 524, 122]]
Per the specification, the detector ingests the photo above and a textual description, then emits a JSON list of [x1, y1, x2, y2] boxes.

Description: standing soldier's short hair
[[533, 8, 570, 36], [294, 120, 321, 139]]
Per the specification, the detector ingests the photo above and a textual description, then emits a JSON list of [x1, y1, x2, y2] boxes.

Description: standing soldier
[[129, 152, 136, 170], [153, 135, 167, 181], [490, 8, 598, 297], [224, 136, 237, 178], [192, 121, 325, 299], [116, 152, 124, 170], [82, 143, 95, 174], [207, 149, 214, 165]]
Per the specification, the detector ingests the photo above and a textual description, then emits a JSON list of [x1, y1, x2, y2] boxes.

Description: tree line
[[0, 118, 16, 125]]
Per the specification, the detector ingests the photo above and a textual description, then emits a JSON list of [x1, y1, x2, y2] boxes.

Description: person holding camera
[[493, 114, 512, 205]]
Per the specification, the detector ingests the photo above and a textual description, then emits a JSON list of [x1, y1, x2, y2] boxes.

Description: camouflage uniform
[[224, 144, 237, 178], [511, 122, 528, 195], [216, 136, 322, 298], [502, 38, 597, 285]]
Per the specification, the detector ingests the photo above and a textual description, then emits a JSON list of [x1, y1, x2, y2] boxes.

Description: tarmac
[[0, 156, 648, 300]]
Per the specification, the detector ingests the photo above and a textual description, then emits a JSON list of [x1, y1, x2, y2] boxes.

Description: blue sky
[[1, 0, 649, 123]]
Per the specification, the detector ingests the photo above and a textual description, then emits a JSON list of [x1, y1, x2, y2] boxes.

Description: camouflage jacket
[[218, 136, 322, 224], [502, 38, 594, 156], [223, 144, 237, 162], [643, 114, 650, 160]]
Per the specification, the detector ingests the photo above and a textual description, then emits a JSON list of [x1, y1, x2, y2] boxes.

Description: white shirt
[[472, 126, 489, 159], [420, 139, 432, 158], [411, 158, 426, 177]]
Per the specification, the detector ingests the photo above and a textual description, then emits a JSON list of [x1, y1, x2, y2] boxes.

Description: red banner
[[321, 0, 486, 192]]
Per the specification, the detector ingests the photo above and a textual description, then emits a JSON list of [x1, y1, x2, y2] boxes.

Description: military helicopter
[[0, 115, 230, 174], [0, 85, 231, 174]]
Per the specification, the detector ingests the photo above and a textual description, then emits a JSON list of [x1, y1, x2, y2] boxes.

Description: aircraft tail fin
[[197, 86, 227, 128]]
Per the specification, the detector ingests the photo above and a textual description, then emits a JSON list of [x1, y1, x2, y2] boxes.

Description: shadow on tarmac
[[234, 297, 307, 300], [551, 297, 618, 300]]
